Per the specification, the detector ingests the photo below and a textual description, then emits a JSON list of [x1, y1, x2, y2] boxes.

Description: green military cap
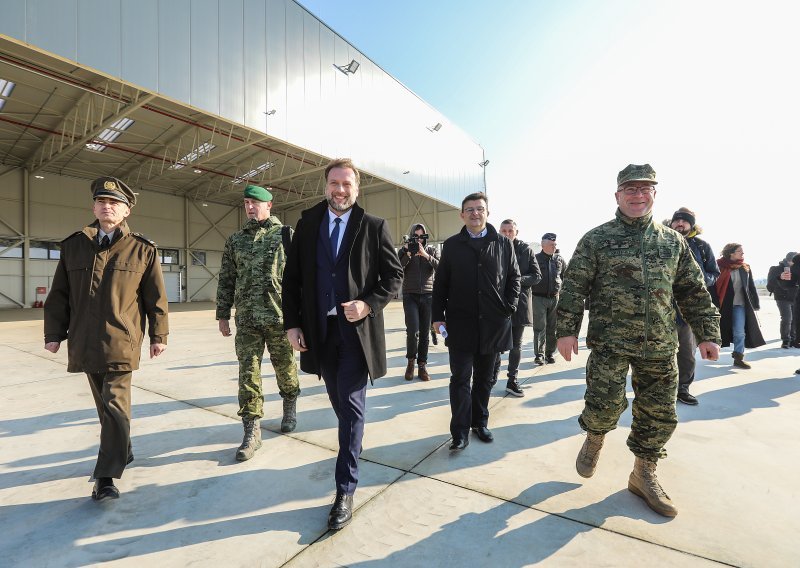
[[243, 184, 273, 202], [617, 164, 657, 186], [91, 176, 136, 206]]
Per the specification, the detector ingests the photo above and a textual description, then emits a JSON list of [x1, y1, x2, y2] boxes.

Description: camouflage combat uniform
[[556, 210, 720, 460], [216, 216, 299, 419]]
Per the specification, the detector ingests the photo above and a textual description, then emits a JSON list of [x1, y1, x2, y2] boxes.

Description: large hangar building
[[0, 0, 485, 308]]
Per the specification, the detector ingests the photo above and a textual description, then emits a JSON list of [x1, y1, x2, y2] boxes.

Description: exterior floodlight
[[336, 59, 360, 75], [402, 170, 410, 174], [264, 109, 276, 116], [479, 160, 490, 167], [427, 122, 442, 132]]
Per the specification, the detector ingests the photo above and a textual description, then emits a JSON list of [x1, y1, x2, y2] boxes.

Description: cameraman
[[399, 223, 440, 381]]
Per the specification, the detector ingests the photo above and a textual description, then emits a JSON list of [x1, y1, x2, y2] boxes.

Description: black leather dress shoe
[[677, 391, 699, 406], [472, 426, 494, 443], [92, 478, 120, 501], [328, 491, 354, 530], [449, 437, 469, 451], [545, 355, 556, 364]]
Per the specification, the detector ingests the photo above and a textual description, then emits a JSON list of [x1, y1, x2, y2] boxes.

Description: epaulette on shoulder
[[131, 232, 157, 247], [62, 230, 84, 243]]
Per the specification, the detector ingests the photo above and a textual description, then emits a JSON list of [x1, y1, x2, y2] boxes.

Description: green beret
[[91, 176, 136, 206], [617, 164, 657, 186], [243, 185, 273, 202]]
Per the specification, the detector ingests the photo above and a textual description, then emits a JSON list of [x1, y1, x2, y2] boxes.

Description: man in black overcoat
[[432, 192, 521, 450], [282, 158, 403, 530]]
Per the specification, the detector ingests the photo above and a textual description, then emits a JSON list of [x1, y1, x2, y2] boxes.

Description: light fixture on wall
[[402, 170, 410, 174], [264, 109, 276, 116], [335, 59, 360, 75], [478, 160, 490, 167], [34, 175, 44, 179], [427, 122, 442, 132]]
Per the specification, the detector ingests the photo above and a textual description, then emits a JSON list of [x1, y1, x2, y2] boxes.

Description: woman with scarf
[[711, 243, 765, 368]]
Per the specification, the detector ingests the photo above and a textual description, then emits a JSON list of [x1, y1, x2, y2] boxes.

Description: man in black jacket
[[766, 251, 798, 348], [531, 233, 567, 365], [496, 219, 541, 396], [282, 158, 403, 530], [433, 192, 521, 450], [670, 208, 720, 405]]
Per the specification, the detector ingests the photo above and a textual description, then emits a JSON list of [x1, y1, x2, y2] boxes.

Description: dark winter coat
[[432, 223, 521, 354], [766, 260, 799, 302], [44, 220, 169, 372], [711, 266, 766, 349], [399, 225, 439, 294], [281, 200, 403, 380], [531, 251, 567, 297], [512, 238, 542, 326], [686, 235, 720, 289]]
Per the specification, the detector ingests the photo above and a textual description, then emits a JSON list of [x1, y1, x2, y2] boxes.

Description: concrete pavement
[[1, 301, 799, 567]]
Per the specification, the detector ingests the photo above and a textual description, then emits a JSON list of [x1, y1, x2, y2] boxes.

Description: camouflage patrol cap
[[243, 184, 273, 202], [91, 176, 136, 206], [617, 164, 657, 186]]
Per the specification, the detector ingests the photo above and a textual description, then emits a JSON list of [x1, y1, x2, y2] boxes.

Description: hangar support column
[[22, 169, 30, 308]]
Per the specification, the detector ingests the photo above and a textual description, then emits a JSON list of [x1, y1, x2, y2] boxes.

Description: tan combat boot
[[404, 359, 415, 381], [236, 417, 262, 461], [628, 456, 678, 517], [576, 432, 605, 478], [732, 352, 751, 369], [281, 396, 297, 433]]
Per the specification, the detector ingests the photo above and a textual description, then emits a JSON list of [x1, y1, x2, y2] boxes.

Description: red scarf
[[715, 258, 748, 301]]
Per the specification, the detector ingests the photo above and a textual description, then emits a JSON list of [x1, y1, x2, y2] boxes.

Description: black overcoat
[[432, 224, 521, 354], [512, 238, 542, 326], [281, 200, 403, 380], [711, 266, 766, 349]]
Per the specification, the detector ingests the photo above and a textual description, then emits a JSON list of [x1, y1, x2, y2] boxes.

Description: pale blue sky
[[300, 0, 800, 278]]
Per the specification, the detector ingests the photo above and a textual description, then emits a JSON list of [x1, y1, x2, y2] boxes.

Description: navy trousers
[[320, 316, 369, 495]]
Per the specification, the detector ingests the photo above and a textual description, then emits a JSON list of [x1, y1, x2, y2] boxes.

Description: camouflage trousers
[[579, 348, 678, 461], [235, 323, 300, 419]]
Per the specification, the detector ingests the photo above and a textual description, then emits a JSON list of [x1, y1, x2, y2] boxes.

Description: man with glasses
[[556, 164, 720, 517], [433, 193, 520, 450]]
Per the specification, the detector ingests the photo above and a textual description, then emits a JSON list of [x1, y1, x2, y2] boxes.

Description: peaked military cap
[[541, 232, 557, 241], [617, 164, 657, 186], [243, 184, 273, 202], [91, 176, 136, 206]]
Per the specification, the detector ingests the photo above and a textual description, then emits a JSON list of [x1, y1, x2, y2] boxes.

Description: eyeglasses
[[463, 206, 486, 214], [617, 185, 656, 196]]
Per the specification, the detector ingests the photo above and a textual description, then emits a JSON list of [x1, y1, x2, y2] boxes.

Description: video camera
[[403, 233, 429, 254]]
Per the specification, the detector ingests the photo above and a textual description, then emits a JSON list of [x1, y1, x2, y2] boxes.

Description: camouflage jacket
[[556, 209, 721, 358], [216, 216, 291, 328]]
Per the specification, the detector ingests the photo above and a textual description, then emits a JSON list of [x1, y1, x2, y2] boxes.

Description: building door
[[162, 271, 182, 303]]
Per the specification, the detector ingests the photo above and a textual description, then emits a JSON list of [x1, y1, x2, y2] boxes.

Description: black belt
[[532, 293, 558, 298]]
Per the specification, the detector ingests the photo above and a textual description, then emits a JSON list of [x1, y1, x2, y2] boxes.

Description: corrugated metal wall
[[1, 0, 485, 206]]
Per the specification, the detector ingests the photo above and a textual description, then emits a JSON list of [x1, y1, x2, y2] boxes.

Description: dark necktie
[[330, 217, 341, 260], [100, 235, 111, 249]]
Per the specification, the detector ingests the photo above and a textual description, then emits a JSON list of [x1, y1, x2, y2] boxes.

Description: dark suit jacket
[[282, 200, 403, 380]]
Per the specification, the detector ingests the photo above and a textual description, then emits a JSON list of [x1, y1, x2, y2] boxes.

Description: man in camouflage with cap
[[45, 176, 169, 502], [556, 164, 721, 517], [216, 184, 300, 461]]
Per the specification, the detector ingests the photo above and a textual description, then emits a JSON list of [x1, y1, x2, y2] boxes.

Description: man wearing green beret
[[216, 184, 300, 461], [556, 164, 721, 517]]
